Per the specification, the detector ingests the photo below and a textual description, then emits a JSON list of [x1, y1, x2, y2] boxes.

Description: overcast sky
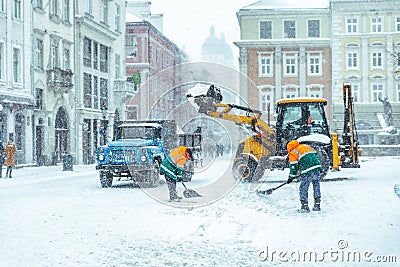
[[149, 0, 256, 63]]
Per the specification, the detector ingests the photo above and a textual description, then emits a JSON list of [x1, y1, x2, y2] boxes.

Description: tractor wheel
[[100, 171, 113, 188], [232, 157, 258, 182], [315, 146, 330, 179]]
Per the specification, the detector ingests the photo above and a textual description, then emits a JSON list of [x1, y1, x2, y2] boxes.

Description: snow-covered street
[[1, 157, 400, 266]]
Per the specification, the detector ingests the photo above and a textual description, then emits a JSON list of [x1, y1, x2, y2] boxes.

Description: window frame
[[258, 54, 273, 77], [259, 20, 272, 39], [371, 82, 384, 102], [307, 53, 322, 76], [307, 19, 320, 38], [283, 53, 298, 76], [283, 20, 296, 39], [345, 17, 358, 33], [371, 16, 384, 33]]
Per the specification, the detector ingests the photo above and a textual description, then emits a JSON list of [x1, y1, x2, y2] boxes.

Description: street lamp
[[101, 106, 108, 145]]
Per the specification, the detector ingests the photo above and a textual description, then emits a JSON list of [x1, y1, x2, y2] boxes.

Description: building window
[[64, 48, 70, 70], [371, 83, 383, 102], [35, 39, 44, 69], [259, 55, 273, 76], [115, 4, 120, 32], [63, 0, 70, 22], [352, 83, 360, 103], [347, 52, 358, 69], [126, 36, 138, 57], [100, 0, 108, 24], [260, 21, 272, 39], [0, 42, 4, 80], [371, 17, 383, 33], [83, 37, 92, 67], [308, 87, 322, 98], [371, 43, 384, 70], [371, 51, 383, 69], [100, 78, 108, 110], [261, 91, 273, 113], [126, 105, 138, 120], [36, 0, 43, 9], [13, 0, 21, 19], [284, 20, 296, 38], [13, 47, 21, 83], [308, 20, 320, 38], [284, 87, 298, 98], [35, 88, 44, 110], [85, 0, 92, 15], [83, 73, 92, 108], [99, 45, 108, 73], [346, 44, 359, 70], [115, 54, 120, 79], [307, 54, 322, 75], [50, 0, 58, 16], [396, 17, 400, 32], [93, 41, 98, 69], [283, 54, 297, 76], [93, 76, 99, 109], [50, 39, 59, 69], [346, 17, 358, 33]]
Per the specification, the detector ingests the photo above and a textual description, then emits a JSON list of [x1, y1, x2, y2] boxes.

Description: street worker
[[286, 140, 323, 213], [4, 139, 17, 178], [160, 146, 192, 202]]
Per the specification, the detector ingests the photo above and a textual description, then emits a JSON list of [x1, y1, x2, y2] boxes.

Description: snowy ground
[[1, 156, 399, 266]]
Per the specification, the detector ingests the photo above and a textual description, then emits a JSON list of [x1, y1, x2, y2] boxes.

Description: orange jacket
[[169, 146, 189, 167]]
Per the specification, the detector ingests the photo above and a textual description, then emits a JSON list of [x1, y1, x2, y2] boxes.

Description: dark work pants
[[299, 171, 321, 202], [165, 176, 178, 200], [6, 166, 12, 178]]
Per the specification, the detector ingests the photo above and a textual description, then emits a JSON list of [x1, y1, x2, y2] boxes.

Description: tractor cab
[[275, 98, 330, 154]]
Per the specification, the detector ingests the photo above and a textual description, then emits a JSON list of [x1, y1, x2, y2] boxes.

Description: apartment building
[[0, 0, 34, 164], [74, 0, 127, 164], [32, 0, 75, 165], [125, 6, 188, 121], [235, 0, 332, 122], [331, 0, 400, 132]]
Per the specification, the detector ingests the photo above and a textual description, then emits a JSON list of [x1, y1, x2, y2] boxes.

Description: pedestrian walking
[[159, 146, 192, 202], [4, 139, 16, 178], [286, 140, 323, 213]]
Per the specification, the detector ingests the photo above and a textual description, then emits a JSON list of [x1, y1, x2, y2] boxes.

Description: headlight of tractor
[[99, 154, 105, 161], [140, 155, 147, 162]]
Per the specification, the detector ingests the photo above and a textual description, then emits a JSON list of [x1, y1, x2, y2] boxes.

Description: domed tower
[[201, 26, 234, 67]]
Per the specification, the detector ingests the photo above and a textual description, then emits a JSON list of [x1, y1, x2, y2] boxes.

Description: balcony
[[114, 79, 137, 94], [47, 68, 73, 94]]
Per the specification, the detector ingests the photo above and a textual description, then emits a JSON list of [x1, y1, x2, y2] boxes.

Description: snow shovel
[[182, 182, 202, 198], [257, 181, 288, 196]]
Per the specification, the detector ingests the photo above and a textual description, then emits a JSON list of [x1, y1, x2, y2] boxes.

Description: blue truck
[[96, 120, 201, 188]]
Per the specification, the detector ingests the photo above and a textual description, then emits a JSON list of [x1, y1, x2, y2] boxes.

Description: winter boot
[[299, 200, 310, 213], [312, 198, 321, 211]]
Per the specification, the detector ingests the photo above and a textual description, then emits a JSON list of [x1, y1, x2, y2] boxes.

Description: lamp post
[[101, 106, 107, 145]]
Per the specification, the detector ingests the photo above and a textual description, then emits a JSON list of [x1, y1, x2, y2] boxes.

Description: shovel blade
[[183, 189, 202, 198]]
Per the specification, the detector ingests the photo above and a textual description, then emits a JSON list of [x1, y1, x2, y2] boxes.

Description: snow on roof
[[242, 0, 330, 10], [126, 12, 144, 23]]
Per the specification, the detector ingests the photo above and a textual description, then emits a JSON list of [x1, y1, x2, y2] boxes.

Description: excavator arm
[[187, 84, 276, 181]]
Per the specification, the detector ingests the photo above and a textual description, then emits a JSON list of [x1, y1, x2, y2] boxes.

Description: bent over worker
[[286, 140, 323, 213], [160, 146, 192, 202]]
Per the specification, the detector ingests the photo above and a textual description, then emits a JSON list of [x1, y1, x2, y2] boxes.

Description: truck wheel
[[315, 146, 330, 179], [100, 171, 113, 188], [232, 157, 258, 182]]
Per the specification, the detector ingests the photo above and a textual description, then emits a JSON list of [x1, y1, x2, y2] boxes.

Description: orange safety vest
[[169, 146, 189, 167]]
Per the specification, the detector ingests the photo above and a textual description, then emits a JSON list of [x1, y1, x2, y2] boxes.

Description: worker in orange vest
[[160, 146, 192, 202]]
